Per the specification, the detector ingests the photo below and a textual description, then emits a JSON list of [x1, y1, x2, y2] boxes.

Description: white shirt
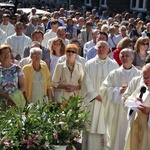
[[83, 39, 96, 58], [5, 33, 32, 58], [42, 29, 57, 48], [0, 22, 15, 36], [108, 34, 119, 49], [0, 28, 7, 45]]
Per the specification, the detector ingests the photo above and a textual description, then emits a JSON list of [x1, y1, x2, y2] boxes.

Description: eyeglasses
[[0, 51, 11, 56], [32, 53, 42, 57], [11, 18, 16, 20], [53, 43, 61, 46], [143, 77, 150, 81], [66, 50, 76, 54], [16, 27, 23, 30], [128, 44, 133, 47], [141, 43, 149, 46]]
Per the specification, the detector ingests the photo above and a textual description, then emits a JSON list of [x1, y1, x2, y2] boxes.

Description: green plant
[[51, 96, 90, 146], [0, 95, 89, 150], [0, 103, 54, 150]]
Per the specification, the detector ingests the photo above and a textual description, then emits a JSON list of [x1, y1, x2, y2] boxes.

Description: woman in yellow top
[[52, 44, 84, 103], [23, 47, 52, 104]]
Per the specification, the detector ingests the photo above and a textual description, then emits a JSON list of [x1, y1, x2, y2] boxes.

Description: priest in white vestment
[[0, 14, 15, 36], [123, 63, 150, 150], [81, 41, 119, 150], [0, 28, 7, 45], [122, 54, 150, 99], [100, 48, 141, 150], [5, 22, 32, 60]]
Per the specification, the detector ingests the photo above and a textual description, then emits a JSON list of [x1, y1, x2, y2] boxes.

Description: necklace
[[67, 63, 74, 72]]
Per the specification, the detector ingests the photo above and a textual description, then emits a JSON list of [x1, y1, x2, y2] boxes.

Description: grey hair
[[119, 48, 134, 58], [30, 47, 42, 56], [142, 63, 150, 72], [92, 29, 100, 34], [29, 15, 38, 22], [101, 24, 109, 32], [95, 41, 110, 50]]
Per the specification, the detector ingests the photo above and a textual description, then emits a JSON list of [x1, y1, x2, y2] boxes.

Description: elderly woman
[[0, 44, 25, 110], [133, 36, 150, 70], [52, 44, 84, 103], [23, 47, 52, 104]]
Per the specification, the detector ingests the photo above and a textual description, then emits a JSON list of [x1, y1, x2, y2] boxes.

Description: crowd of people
[[1, 3, 150, 150]]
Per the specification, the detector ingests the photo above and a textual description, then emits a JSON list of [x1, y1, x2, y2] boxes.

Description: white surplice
[[81, 55, 119, 150], [124, 84, 150, 150], [100, 65, 141, 150]]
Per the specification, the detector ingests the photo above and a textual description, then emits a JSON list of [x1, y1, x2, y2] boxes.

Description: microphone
[[129, 86, 146, 116], [139, 86, 146, 100], [89, 98, 96, 103]]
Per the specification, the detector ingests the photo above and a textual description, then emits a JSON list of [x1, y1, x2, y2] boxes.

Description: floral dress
[[0, 64, 23, 101]]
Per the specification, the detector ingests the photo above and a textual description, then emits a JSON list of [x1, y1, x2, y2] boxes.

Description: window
[[85, 0, 91, 6], [100, 0, 107, 7], [130, 0, 147, 11]]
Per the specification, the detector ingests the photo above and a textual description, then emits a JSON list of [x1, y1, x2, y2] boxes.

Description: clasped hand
[[120, 84, 128, 94], [65, 85, 79, 92]]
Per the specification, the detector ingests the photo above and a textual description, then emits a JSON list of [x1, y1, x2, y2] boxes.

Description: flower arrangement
[[0, 95, 89, 150]]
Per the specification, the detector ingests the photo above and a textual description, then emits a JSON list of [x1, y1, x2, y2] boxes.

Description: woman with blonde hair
[[113, 37, 133, 66], [133, 36, 150, 70], [50, 37, 65, 78], [52, 44, 84, 104]]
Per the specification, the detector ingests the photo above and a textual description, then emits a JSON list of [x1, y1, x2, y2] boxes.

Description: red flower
[[27, 137, 35, 149], [53, 129, 58, 139]]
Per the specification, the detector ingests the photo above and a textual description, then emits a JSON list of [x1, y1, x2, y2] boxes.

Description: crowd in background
[[1, 2, 150, 150]]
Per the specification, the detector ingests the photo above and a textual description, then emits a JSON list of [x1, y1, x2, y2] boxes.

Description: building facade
[[69, 0, 150, 12]]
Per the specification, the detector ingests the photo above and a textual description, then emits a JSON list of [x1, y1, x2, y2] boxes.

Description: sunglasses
[[141, 42, 149, 46], [66, 50, 76, 54], [128, 44, 133, 47]]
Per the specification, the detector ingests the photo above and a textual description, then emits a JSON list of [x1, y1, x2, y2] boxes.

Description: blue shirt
[[46, 21, 63, 30], [86, 46, 97, 60]]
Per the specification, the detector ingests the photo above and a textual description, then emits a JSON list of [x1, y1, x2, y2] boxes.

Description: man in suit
[[83, 29, 100, 58], [24, 15, 44, 38], [78, 21, 93, 49]]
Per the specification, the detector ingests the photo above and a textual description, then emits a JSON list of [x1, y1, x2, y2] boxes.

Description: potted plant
[[51, 96, 89, 150], [0, 95, 89, 150]]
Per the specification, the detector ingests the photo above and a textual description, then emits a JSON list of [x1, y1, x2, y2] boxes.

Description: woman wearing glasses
[[23, 47, 52, 104], [49, 37, 65, 79], [0, 45, 25, 110], [52, 44, 84, 104], [133, 36, 150, 70]]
